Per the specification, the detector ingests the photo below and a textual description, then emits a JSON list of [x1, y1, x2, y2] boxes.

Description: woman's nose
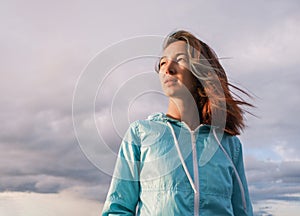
[[163, 60, 176, 75]]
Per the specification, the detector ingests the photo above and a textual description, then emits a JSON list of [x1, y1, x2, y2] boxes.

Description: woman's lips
[[164, 78, 177, 84]]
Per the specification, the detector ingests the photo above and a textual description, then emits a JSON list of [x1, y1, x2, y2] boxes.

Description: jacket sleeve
[[102, 122, 141, 215], [231, 137, 253, 216]]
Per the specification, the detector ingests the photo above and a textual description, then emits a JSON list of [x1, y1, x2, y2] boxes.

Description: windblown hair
[[157, 30, 253, 135]]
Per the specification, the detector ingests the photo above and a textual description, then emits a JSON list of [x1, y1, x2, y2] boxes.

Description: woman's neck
[[166, 97, 200, 130]]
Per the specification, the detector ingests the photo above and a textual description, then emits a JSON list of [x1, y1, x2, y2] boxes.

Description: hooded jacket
[[102, 112, 253, 215]]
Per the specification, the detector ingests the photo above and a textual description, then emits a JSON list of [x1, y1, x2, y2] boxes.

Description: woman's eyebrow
[[160, 53, 188, 60], [175, 52, 188, 57]]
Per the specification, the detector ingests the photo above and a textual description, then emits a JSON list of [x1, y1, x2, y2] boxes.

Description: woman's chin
[[163, 87, 193, 99], [162, 89, 177, 97]]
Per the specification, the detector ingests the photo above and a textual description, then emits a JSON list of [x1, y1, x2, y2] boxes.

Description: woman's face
[[158, 41, 196, 98]]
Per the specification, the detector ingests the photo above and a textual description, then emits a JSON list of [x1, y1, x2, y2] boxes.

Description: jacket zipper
[[168, 120, 247, 214], [167, 121, 202, 215], [191, 130, 199, 216]]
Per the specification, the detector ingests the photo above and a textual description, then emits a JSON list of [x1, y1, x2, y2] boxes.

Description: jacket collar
[[147, 112, 218, 132]]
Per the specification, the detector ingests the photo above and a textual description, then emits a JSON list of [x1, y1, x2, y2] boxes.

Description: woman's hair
[[157, 30, 253, 135]]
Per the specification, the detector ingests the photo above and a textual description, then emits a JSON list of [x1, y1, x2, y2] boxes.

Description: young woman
[[102, 30, 253, 215]]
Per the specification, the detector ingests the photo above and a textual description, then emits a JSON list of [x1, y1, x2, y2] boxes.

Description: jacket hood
[[147, 112, 215, 132], [147, 112, 173, 122]]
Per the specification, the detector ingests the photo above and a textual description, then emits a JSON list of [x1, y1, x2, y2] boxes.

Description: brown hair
[[157, 30, 253, 135]]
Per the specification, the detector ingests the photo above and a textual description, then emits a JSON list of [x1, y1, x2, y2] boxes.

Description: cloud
[[245, 155, 300, 202], [0, 191, 102, 216], [0, 1, 300, 215], [253, 199, 300, 216]]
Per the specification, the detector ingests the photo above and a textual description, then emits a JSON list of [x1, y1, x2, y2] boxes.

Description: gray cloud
[[1, 0, 300, 215]]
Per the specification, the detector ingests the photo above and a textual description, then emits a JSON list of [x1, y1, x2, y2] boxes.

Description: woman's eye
[[177, 57, 187, 61], [177, 57, 187, 63], [159, 60, 166, 67]]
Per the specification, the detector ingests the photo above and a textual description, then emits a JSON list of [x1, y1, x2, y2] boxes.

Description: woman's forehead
[[163, 41, 187, 57]]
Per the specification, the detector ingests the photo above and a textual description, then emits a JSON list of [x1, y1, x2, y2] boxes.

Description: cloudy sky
[[1, 0, 300, 215]]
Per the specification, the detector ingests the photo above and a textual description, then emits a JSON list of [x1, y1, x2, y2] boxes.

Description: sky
[[1, 0, 300, 215]]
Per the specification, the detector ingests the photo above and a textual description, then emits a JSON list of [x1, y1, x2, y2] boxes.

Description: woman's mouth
[[164, 78, 177, 84]]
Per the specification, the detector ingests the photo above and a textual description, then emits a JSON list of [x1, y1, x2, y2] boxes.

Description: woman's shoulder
[[129, 112, 167, 127], [127, 112, 169, 137], [222, 133, 242, 149], [221, 133, 243, 162]]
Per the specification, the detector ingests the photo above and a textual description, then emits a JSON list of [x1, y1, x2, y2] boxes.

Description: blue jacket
[[102, 113, 253, 215]]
